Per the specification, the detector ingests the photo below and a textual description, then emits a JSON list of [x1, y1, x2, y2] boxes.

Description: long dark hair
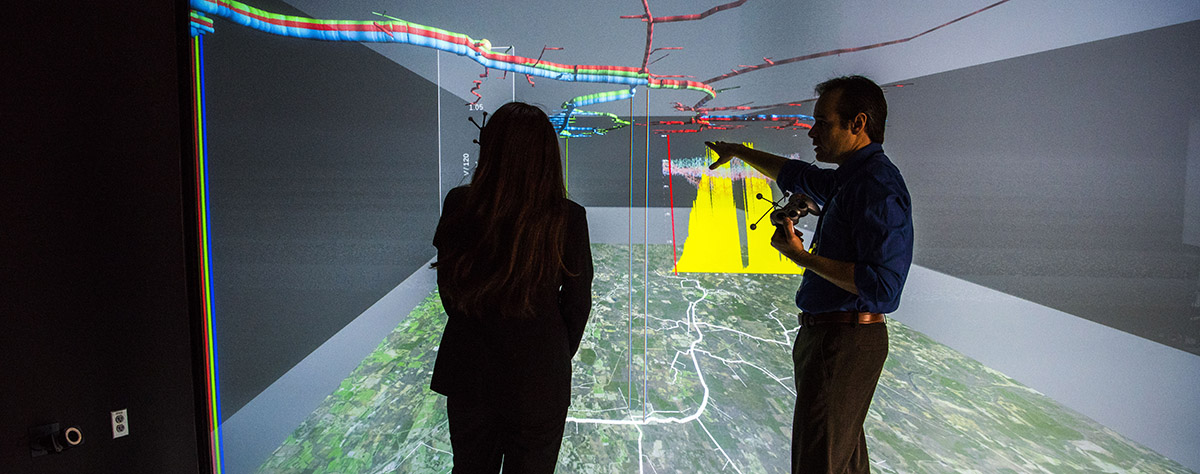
[[440, 102, 569, 317]]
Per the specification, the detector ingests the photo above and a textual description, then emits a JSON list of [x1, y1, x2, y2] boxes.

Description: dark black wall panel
[[1, 1, 203, 473]]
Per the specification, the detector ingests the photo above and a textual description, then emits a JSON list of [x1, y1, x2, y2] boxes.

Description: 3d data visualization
[[184, 0, 1200, 472]]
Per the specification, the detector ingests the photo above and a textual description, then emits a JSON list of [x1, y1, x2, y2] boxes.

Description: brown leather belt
[[800, 311, 885, 326]]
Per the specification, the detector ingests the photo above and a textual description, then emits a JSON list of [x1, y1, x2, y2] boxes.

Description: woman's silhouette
[[432, 102, 593, 473]]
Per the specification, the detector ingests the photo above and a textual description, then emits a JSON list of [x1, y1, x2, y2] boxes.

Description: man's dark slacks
[[791, 322, 888, 474]]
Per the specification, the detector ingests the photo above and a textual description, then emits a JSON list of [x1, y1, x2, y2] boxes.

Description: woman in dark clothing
[[431, 102, 593, 474]]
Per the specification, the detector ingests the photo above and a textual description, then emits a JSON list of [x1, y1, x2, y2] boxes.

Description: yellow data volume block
[[676, 145, 804, 274]]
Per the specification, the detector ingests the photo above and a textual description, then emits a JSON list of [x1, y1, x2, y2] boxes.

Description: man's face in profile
[[807, 90, 857, 165]]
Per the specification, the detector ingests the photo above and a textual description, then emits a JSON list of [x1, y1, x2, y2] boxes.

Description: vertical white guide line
[[628, 93, 635, 414], [643, 87, 650, 421]]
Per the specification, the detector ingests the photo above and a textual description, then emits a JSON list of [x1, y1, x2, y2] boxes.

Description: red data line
[[652, 0, 748, 23], [623, 0, 751, 73], [699, 0, 1012, 86]]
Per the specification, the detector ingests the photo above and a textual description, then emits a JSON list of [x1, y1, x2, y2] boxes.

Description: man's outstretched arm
[[705, 141, 790, 180]]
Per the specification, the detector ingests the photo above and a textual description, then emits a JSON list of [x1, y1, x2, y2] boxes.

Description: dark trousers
[[791, 322, 888, 474], [446, 395, 569, 474]]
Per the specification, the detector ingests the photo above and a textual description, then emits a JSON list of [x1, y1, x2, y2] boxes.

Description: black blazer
[[430, 187, 593, 407]]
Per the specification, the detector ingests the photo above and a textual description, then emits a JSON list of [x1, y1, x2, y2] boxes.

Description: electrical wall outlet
[[110, 409, 129, 439]]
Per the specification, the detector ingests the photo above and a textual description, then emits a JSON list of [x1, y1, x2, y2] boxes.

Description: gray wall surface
[[884, 20, 1200, 354], [1185, 117, 1200, 248], [203, 0, 441, 421]]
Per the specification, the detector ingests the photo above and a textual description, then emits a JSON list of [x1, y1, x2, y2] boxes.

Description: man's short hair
[[814, 75, 887, 143]]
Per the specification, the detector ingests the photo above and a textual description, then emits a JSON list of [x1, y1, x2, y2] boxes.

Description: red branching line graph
[[622, 0, 750, 73], [700, 0, 1012, 85], [687, 0, 1012, 110]]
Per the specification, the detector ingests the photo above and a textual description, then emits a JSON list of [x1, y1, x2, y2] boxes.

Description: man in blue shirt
[[706, 75, 913, 474]]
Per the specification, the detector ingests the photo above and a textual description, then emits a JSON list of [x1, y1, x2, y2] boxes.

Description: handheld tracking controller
[[749, 192, 820, 230]]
